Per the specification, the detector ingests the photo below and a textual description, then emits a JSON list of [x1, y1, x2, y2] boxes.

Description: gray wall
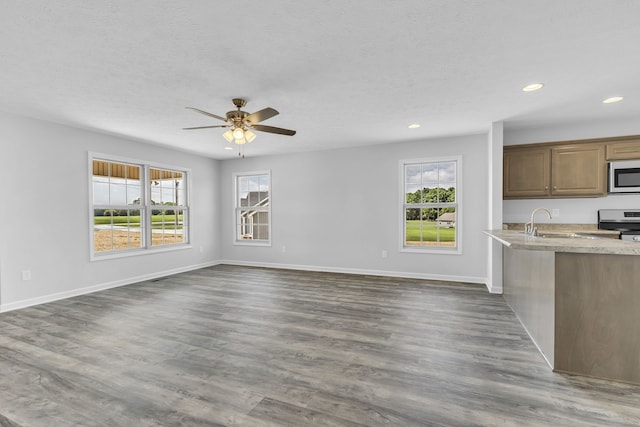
[[0, 112, 220, 311], [220, 134, 489, 283], [0, 111, 491, 312]]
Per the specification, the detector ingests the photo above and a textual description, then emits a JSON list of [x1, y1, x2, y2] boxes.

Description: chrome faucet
[[524, 207, 552, 236]]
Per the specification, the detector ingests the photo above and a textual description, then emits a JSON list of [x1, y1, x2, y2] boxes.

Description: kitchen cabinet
[[504, 147, 550, 198], [504, 143, 606, 199], [550, 143, 606, 197], [606, 137, 640, 160]]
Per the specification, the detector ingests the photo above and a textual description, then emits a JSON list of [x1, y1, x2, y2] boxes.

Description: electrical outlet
[[282, 246, 287, 253], [199, 246, 204, 253], [381, 250, 388, 258], [552, 209, 560, 218], [22, 270, 31, 281]]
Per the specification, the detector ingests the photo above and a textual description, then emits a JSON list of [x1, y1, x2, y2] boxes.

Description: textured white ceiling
[[1, 1, 640, 158]]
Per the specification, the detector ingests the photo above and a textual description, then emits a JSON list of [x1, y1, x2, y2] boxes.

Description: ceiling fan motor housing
[[226, 110, 248, 127], [228, 98, 249, 127]]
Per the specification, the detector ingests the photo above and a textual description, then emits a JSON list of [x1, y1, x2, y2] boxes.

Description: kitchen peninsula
[[485, 229, 640, 385]]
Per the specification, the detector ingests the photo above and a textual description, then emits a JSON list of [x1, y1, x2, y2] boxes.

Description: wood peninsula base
[[504, 247, 640, 385]]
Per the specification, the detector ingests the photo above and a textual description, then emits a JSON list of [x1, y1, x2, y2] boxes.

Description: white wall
[[0, 112, 220, 311], [504, 118, 640, 224], [219, 134, 489, 284], [487, 122, 503, 293]]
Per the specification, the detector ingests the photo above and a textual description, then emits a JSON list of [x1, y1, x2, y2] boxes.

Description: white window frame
[[233, 170, 272, 247], [88, 152, 191, 260], [400, 156, 462, 255]]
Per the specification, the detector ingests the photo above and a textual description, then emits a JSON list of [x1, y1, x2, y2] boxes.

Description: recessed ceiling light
[[224, 146, 233, 150], [408, 123, 421, 129], [603, 96, 623, 104], [522, 83, 544, 92]]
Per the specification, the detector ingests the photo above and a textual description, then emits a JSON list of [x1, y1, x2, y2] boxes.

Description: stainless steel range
[[598, 209, 640, 242]]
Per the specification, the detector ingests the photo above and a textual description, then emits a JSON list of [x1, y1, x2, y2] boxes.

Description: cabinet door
[[606, 139, 640, 160], [551, 144, 606, 197], [504, 147, 550, 198]]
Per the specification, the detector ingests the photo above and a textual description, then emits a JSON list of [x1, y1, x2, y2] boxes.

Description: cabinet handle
[[553, 186, 557, 190], [544, 186, 549, 190]]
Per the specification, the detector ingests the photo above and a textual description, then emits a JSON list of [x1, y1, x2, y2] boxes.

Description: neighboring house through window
[[234, 171, 271, 245], [401, 156, 461, 253], [90, 153, 190, 259]]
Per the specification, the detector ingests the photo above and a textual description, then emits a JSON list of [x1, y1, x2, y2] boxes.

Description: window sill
[[233, 240, 272, 247], [90, 244, 192, 261], [400, 246, 462, 255]]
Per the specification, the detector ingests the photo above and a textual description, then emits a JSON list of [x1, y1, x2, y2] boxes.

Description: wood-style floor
[[1, 265, 639, 426]]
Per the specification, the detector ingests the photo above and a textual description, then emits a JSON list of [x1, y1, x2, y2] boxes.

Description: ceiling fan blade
[[245, 107, 279, 124], [250, 124, 296, 136], [183, 125, 229, 130], [185, 107, 227, 122]]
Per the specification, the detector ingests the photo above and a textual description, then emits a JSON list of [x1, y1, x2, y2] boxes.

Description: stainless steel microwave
[[609, 160, 640, 193]]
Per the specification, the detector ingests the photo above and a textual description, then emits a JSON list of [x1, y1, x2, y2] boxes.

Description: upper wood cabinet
[[550, 144, 606, 197], [606, 137, 640, 160], [504, 143, 606, 199], [504, 135, 640, 199], [504, 147, 550, 198]]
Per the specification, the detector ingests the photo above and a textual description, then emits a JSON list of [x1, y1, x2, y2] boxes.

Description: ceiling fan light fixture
[[245, 130, 256, 142], [233, 128, 245, 139], [223, 130, 234, 142]]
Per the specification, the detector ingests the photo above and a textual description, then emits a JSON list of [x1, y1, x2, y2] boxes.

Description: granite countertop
[[485, 229, 640, 255], [502, 223, 619, 234]]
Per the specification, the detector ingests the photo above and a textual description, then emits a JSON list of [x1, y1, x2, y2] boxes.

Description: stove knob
[[634, 236, 640, 242]]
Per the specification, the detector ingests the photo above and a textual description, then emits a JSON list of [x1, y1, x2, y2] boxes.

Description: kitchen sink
[[539, 232, 600, 239]]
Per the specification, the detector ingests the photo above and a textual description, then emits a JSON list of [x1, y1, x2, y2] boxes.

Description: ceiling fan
[[183, 98, 296, 157]]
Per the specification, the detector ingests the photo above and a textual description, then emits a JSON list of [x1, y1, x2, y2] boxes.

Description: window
[[149, 168, 188, 247], [401, 157, 461, 253], [90, 154, 189, 259], [234, 171, 270, 245]]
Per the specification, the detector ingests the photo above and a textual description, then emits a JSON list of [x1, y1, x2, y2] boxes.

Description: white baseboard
[[217, 259, 486, 285], [0, 260, 222, 313]]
